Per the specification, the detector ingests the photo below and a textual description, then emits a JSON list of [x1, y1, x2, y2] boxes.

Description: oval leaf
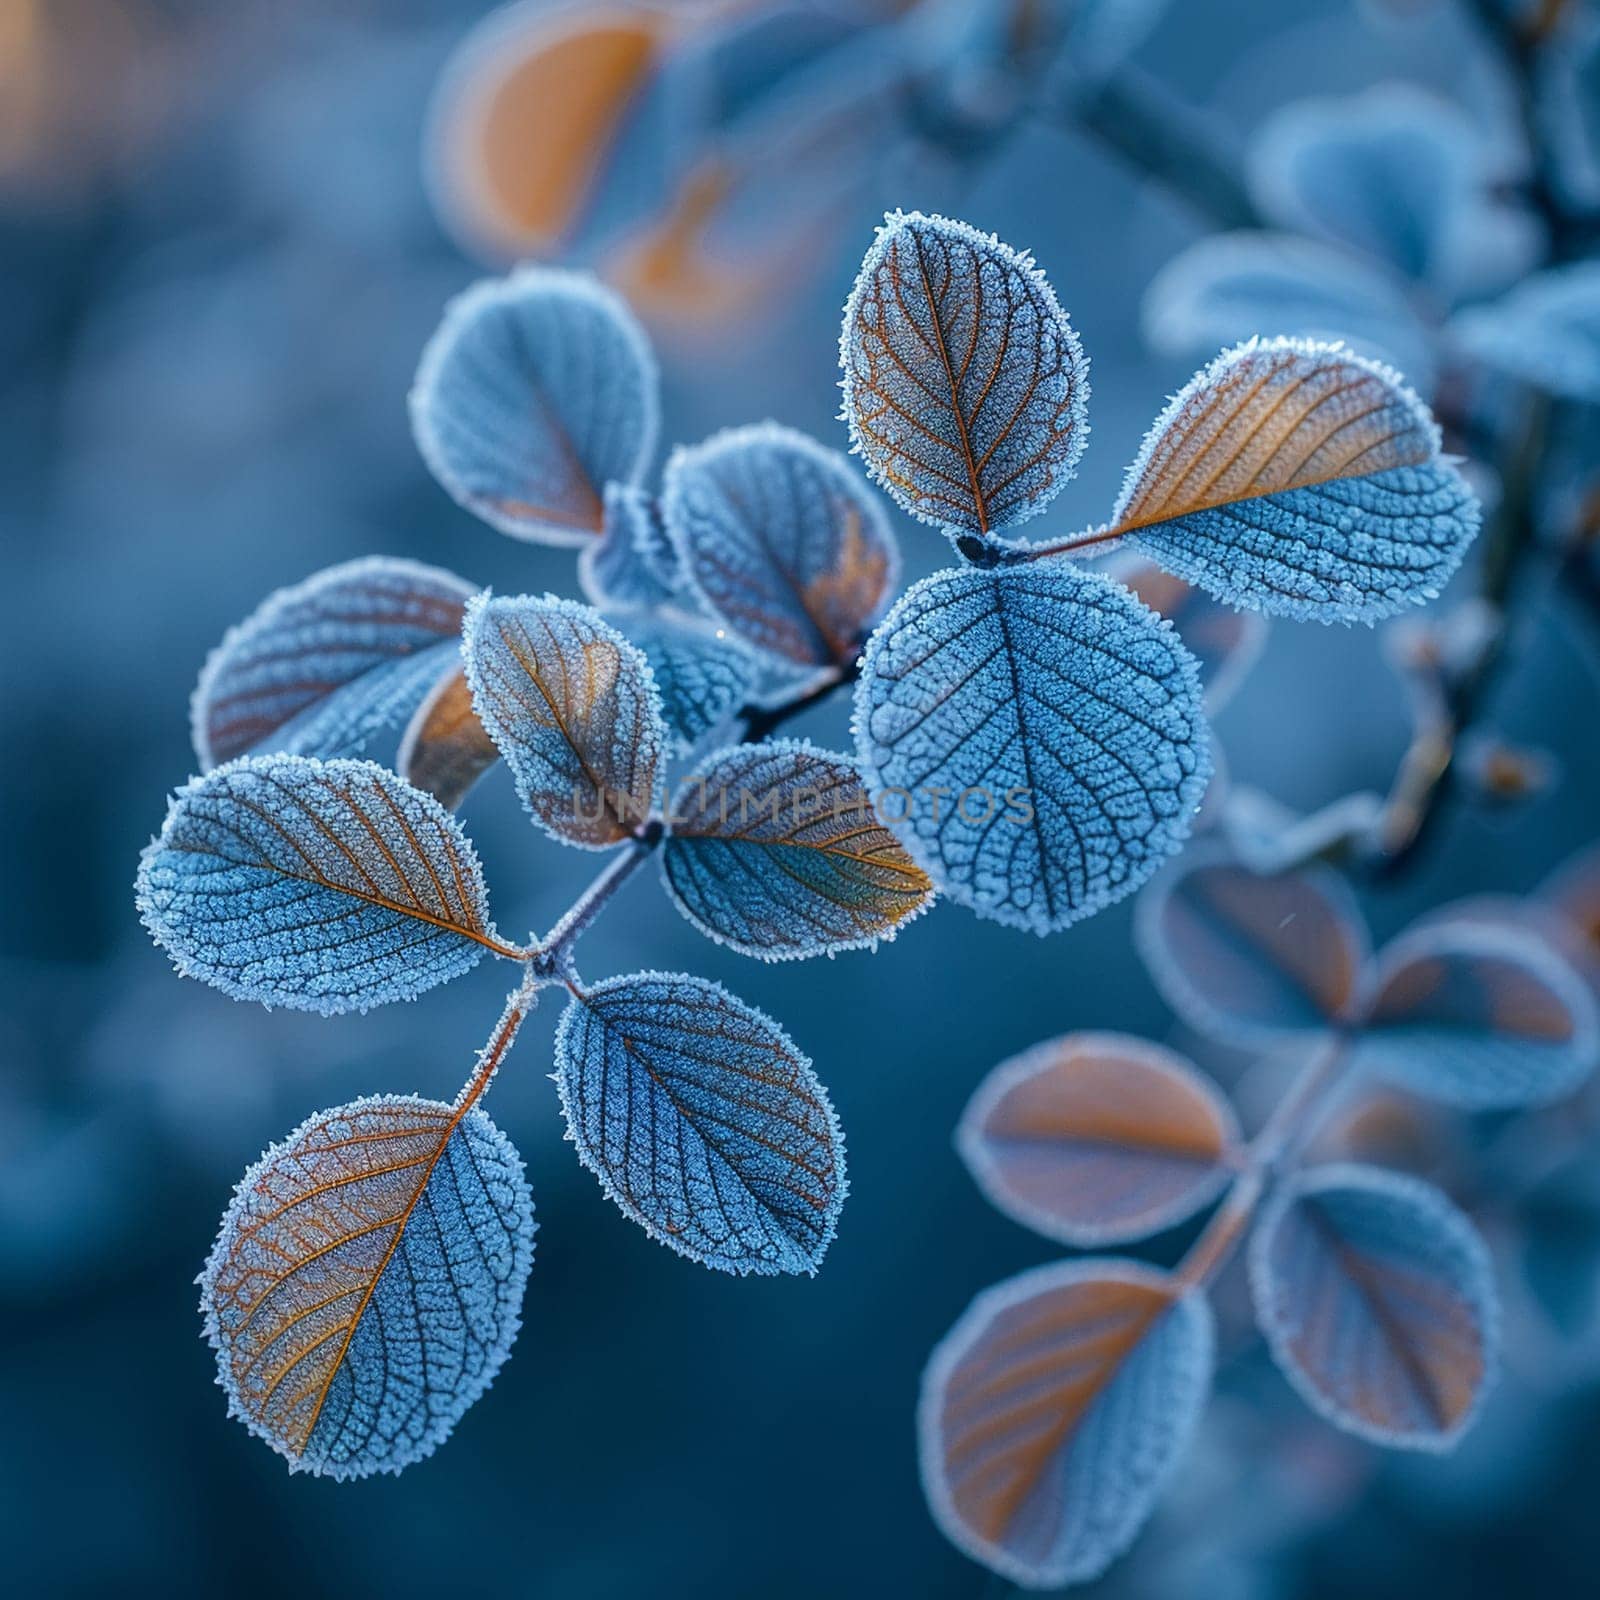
[[1143, 230, 1436, 395], [411, 266, 659, 546], [463, 593, 665, 847], [553, 971, 845, 1275], [1249, 1163, 1498, 1450], [841, 210, 1089, 535], [957, 1032, 1241, 1247], [136, 756, 516, 1014], [1247, 85, 1537, 299], [1136, 850, 1370, 1042], [427, 3, 673, 260], [1354, 923, 1599, 1108], [919, 1260, 1213, 1588], [1105, 553, 1267, 714], [578, 482, 689, 611], [855, 564, 1209, 934], [191, 558, 476, 770], [662, 422, 897, 670], [662, 740, 934, 960], [397, 663, 501, 810], [202, 1090, 534, 1478], [1111, 337, 1479, 622], [616, 608, 757, 754], [1449, 263, 1600, 404]]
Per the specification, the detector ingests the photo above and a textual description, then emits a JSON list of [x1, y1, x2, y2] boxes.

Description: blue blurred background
[[5, 1, 1600, 1594]]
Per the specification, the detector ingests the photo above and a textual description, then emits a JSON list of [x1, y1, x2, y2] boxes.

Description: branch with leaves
[[138, 209, 1479, 1478], [924, 851, 1599, 1590]]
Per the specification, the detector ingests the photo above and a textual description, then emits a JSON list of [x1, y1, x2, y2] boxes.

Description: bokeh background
[[5, 1, 1600, 1595]]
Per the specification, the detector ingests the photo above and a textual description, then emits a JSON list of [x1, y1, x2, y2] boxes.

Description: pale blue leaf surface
[[463, 593, 665, 847], [662, 422, 897, 670], [1247, 84, 1540, 299], [191, 558, 477, 769], [661, 739, 934, 960], [841, 210, 1089, 536], [854, 564, 1209, 934], [1136, 849, 1371, 1043], [578, 483, 690, 611], [1112, 338, 1479, 623], [1249, 1164, 1498, 1450], [613, 609, 757, 754], [411, 266, 659, 545], [957, 1032, 1240, 1247], [1142, 231, 1436, 395], [202, 1090, 534, 1479], [1353, 922, 1600, 1108], [1449, 264, 1600, 403], [1104, 554, 1267, 714], [136, 755, 512, 1014], [919, 1259, 1213, 1588], [553, 971, 846, 1275]]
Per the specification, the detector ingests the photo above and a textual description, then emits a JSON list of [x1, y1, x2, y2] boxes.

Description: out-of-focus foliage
[[931, 845, 1600, 1585]]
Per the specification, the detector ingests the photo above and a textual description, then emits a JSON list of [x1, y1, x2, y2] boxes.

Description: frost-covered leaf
[[1143, 231, 1436, 395], [1247, 84, 1539, 299], [1136, 851, 1370, 1042], [615, 608, 757, 754], [662, 422, 897, 670], [1111, 338, 1479, 623], [956, 1033, 1240, 1247], [1353, 923, 1599, 1108], [855, 564, 1208, 934], [578, 483, 688, 611], [463, 593, 665, 847], [191, 558, 477, 770], [397, 664, 500, 810], [553, 971, 845, 1275], [1249, 1164, 1497, 1450], [841, 210, 1089, 536], [661, 740, 933, 960], [1105, 554, 1267, 714], [1449, 264, 1600, 404], [136, 756, 516, 1014], [411, 267, 658, 546], [919, 1260, 1213, 1588], [202, 1087, 534, 1478], [427, 2, 676, 261]]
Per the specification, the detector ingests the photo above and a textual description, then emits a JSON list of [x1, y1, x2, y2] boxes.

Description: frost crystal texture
[[411, 267, 659, 544], [463, 593, 666, 846], [663, 422, 897, 670], [662, 739, 933, 959], [842, 210, 1089, 535], [855, 564, 1208, 933], [202, 1092, 534, 1478], [1112, 339, 1479, 623], [136, 755, 508, 1014], [191, 557, 476, 769], [554, 971, 846, 1275]]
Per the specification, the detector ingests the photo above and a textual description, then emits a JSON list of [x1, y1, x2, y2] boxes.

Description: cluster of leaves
[[136, 204, 1478, 1480], [923, 847, 1600, 1589]]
